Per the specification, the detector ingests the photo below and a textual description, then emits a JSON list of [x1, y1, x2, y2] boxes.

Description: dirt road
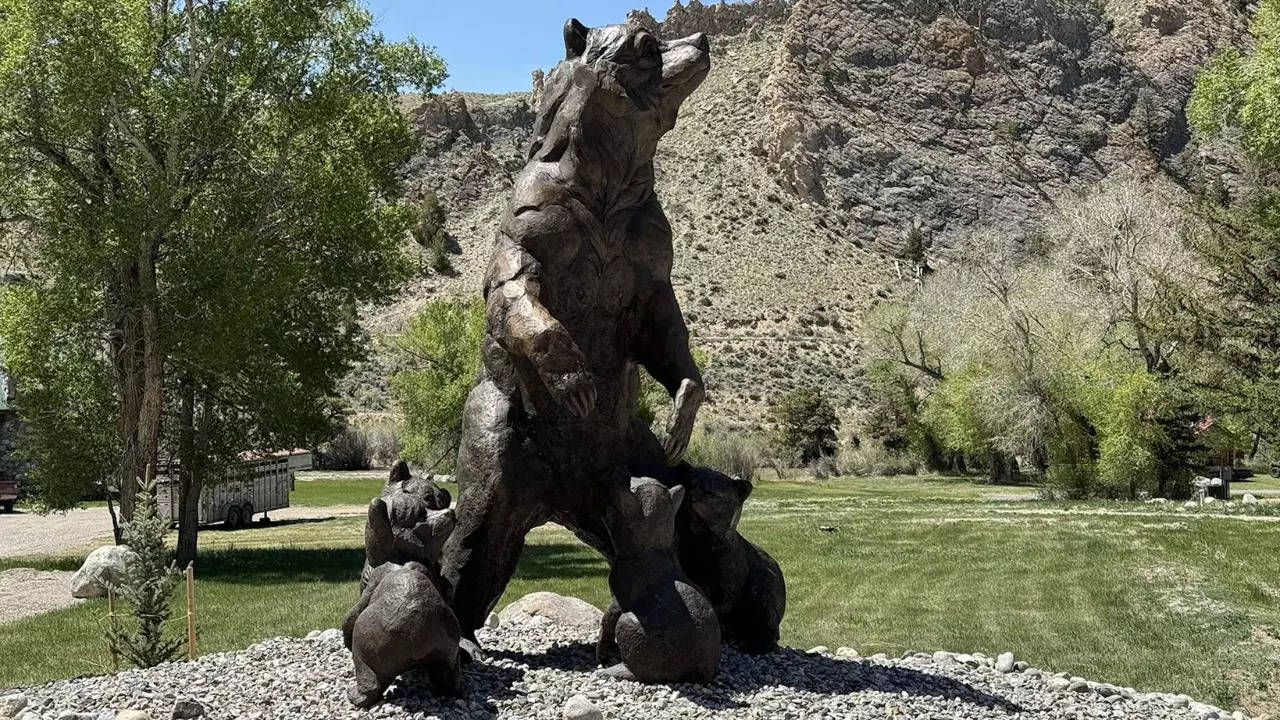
[[0, 504, 366, 560]]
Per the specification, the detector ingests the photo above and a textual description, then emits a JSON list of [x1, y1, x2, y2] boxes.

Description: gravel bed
[[2, 617, 1248, 720]]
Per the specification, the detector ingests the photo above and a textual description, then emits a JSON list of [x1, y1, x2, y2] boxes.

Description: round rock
[[561, 694, 602, 720]]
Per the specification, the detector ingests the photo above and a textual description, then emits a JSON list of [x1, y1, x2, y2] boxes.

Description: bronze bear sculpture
[[359, 461, 453, 590], [441, 18, 714, 645], [676, 465, 787, 653], [343, 507, 462, 708], [596, 478, 721, 683]]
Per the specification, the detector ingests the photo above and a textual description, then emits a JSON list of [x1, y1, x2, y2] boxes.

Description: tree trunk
[[176, 383, 200, 566], [989, 450, 1020, 485], [109, 246, 164, 523]]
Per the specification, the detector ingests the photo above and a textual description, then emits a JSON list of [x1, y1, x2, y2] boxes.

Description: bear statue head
[[364, 465, 457, 569], [530, 19, 711, 164], [683, 466, 753, 539], [606, 477, 685, 557]]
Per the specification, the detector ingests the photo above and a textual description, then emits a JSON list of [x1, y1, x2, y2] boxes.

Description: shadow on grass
[[194, 546, 364, 584], [514, 543, 609, 583], [203, 517, 337, 533]]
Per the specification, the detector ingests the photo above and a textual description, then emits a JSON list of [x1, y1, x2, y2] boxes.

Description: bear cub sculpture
[[343, 464, 461, 708], [677, 466, 787, 653], [597, 477, 721, 683], [359, 460, 452, 590]]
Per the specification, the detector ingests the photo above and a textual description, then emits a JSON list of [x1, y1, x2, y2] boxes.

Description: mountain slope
[[363, 0, 1248, 429]]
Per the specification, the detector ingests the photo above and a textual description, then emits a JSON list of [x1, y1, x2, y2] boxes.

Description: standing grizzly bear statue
[[438, 18, 786, 681]]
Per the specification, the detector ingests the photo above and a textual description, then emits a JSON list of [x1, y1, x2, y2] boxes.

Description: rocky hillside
[[364, 0, 1249, 429]]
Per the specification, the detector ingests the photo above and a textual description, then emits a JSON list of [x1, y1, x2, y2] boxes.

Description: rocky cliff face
[[365, 0, 1248, 428]]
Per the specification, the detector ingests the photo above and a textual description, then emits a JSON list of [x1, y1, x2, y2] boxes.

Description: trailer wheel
[[1, 501, 13, 513], [241, 503, 254, 527], [225, 505, 243, 529]]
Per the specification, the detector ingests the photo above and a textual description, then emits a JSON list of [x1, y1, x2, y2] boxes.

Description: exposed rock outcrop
[[363, 0, 1250, 427]]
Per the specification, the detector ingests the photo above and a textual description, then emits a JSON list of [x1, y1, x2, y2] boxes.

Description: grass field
[[2, 473, 1278, 716]]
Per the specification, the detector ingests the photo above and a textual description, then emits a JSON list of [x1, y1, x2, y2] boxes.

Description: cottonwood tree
[[1189, 0, 1280, 445], [390, 298, 485, 473], [0, 0, 445, 557]]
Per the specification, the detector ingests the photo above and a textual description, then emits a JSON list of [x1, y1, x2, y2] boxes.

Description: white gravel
[[2, 616, 1248, 720]]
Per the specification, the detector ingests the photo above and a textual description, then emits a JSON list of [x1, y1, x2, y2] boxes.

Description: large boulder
[[498, 592, 602, 630], [70, 545, 136, 599]]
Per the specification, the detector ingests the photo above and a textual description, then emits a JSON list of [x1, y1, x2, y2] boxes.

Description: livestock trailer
[[156, 450, 311, 528]]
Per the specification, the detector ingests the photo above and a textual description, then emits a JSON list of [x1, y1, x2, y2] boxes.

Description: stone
[[807, 646, 829, 655], [0, 694, 27, 719], [1015, 661, 1029, 671], [561, 695, 603, 720], [170, 700, 204, 719], [932, 650, 954, 663], [596, 479, 720, 683], [1242, 494, 1259, 504], [1204, 496, 1217, 504], [499, 592, 603, 630], [996, 651, 1016, 673], [342, 508, 462, 708], [485, 613, 500, 630], [116, 713, 151, 720], [70, 546, 137, 599], [17, 713, 42, 720], [316, 628, 341, 643], [836, 647, 859, 658]]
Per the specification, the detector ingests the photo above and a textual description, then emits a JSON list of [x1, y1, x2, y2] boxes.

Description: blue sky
[[366, 1, 746, 94]]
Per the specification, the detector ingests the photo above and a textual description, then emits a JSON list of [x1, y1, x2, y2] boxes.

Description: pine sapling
[[105, 469, 184, 668]]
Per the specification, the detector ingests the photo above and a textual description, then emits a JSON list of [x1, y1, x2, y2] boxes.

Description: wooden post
[[107, 587, 119, 673], [185, 562, 197, 661]]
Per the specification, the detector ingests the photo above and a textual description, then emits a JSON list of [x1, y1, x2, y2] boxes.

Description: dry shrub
[[836, 442, 919, 477], [684, 425, 764, 482], [316, 415, 401, 470]]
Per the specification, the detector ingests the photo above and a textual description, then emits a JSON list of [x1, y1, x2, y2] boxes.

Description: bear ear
[[669, 484, 686, 512], [564, 18, 589, 60], [733, 476, 754, 502]]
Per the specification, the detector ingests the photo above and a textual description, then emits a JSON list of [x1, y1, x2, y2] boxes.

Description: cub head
[[685, 468, 753, 539], [606, 477, 685, 556], [385, 459, 451, 510], [366, 490, 457, 567], [531, 19, 711, 162]]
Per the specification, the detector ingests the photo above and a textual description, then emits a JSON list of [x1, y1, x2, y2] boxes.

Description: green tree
[[0, 284, 119, 515], [414, 190, 451, 274], [768, 386, 839, 464], [1188, 0, 1280, 443], [390, 298, 485, 472], [0, 0, 445, 554]]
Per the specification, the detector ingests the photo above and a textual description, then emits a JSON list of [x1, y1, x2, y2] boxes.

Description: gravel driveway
[[0, 504, 367, 560], [0, 569, 84, 625], [0, 508, 116, 560]]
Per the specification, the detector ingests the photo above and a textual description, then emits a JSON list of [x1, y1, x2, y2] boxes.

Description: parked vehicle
[[156, 450, 312, 528]]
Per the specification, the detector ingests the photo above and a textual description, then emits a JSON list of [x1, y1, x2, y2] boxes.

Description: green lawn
[[2, 473, 1277, 716], [291, 470, 389, 507]]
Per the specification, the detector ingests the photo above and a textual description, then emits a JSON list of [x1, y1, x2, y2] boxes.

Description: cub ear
[[732, 476, 754, 502], [669, 484, 686, 512], [564, 18, 589, 60]]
